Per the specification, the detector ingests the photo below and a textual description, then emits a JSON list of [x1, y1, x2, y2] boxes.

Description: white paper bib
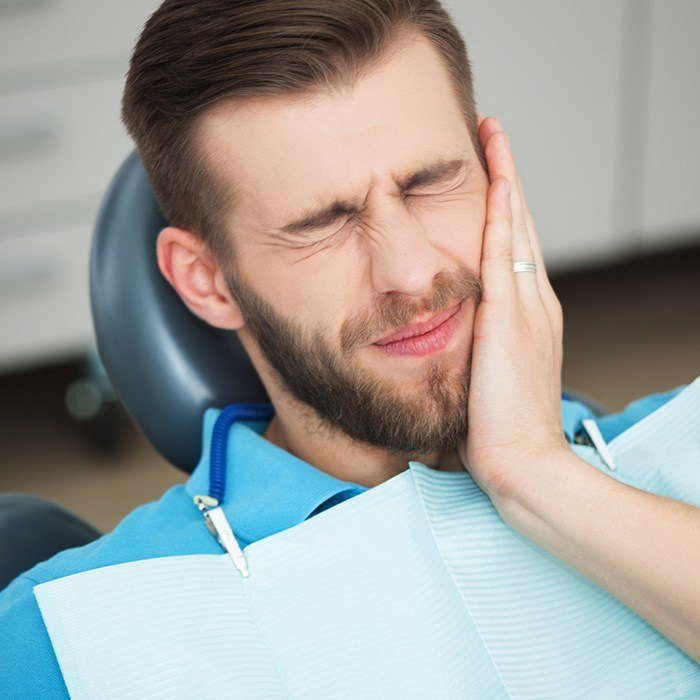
[[35, 377, 700, 698]]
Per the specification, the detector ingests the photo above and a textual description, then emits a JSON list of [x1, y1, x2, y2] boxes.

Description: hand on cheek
[[458, 116, 568, 502]]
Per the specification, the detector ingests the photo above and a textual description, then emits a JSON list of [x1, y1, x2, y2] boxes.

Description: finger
[[497, 131, 564, 366], [479, 119, 535, 255], [481, 176, 517, 308], [518, 181, 563, 332], [480, 118, 559, 322], [481, 123, 540, 308], [500, 133, 541, 310], [480, 121, 531, 253], [477, 115, 496, 166]]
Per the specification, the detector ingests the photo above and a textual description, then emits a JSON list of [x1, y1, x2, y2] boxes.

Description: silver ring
[[512, 261, 537, 273]]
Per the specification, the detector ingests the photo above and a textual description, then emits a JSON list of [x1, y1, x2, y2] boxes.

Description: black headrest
[[89, 150, 269, 473], [0, 494, 100, 591]]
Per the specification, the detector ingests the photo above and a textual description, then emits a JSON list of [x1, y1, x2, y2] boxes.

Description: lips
[[374, 302, 462, 346]]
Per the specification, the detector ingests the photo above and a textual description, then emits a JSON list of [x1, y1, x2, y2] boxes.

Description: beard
[[221, 257, 482, 457]]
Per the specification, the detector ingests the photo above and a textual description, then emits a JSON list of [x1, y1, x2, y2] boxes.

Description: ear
[[156, 226, 245, 330]]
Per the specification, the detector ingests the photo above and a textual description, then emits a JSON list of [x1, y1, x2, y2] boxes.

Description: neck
[[262, 392, 463, 489]]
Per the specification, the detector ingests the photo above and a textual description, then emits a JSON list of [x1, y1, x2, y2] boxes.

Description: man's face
[[200, 31, 489, 456]]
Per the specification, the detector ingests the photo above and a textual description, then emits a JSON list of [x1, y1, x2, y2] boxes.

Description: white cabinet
[[0, 0, 159, 374], [0, 225, 95, 372], [445, 0, 700, 271], [639, 0, 700, 250], [445, 0, 628, 271], [0, 0, 159, 72], [0, 77, 132, 214]]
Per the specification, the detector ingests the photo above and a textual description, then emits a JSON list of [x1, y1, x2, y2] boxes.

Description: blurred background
[[0, 0, 698, 534]]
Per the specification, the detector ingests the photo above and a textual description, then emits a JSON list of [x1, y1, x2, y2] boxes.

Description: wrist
[[483, 437, 570, 503], [489, 445, 606, 540]]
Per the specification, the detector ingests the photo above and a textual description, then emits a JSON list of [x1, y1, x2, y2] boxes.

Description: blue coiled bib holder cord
[[192, 402, 275, 577]]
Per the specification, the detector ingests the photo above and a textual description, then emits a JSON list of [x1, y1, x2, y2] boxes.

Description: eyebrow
[[277, 156, 470, 235]]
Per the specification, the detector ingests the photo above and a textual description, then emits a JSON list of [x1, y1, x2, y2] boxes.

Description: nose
[[367, 200, 446, 298]]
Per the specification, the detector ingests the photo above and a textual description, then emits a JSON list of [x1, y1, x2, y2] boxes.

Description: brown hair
[[121, 0, 482, 263]]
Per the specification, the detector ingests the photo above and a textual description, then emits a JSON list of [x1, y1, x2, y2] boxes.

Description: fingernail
[[493, 116, 502, 130]]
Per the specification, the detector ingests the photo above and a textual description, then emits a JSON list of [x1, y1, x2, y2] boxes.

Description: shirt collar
[[185, 405, 367, 544], [186, 396, 591, 543], [561, 395, 597, 442]]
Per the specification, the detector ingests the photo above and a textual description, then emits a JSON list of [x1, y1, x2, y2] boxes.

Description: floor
[[0, 244, 698, 533]]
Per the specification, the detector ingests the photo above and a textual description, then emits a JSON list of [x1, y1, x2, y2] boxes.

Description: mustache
[[340, 268, 483, 353]]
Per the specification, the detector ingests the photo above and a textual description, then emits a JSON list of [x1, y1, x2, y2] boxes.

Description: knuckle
[[497, 247, 513, 265], [481, 248, 510, 266], [516, 221, 530, 239]]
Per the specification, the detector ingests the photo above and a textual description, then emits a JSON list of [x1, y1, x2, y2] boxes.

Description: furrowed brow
[[395, 157, 469, 191], [277, 156, 470, 236], [278, 200, 361, 235]]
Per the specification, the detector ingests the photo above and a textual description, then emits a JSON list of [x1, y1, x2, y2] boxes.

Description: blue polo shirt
[[0, 385, 687, 697]]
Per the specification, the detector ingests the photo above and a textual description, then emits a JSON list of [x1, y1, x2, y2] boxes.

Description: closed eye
[[407, 179, 462, 198], [313, 189, 453, 237], [405, 189, 450, 200]]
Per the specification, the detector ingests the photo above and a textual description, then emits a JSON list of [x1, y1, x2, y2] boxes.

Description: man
[[1, 0, 698, 695]]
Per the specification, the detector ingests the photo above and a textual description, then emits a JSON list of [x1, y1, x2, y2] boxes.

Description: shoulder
[[0, 569, 68, 698], [595, 382, 689, 442], [0, 483, 214, 697], [562, 382, 690, 444], [9, 483, 205, 586]]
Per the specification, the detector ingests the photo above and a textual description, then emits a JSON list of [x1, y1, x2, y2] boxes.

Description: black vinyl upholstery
[[90, 150, 269, 475], [0, 494, 100, 590]]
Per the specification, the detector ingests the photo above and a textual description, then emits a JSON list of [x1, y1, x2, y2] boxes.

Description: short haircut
[[121, 0, 481, 263]]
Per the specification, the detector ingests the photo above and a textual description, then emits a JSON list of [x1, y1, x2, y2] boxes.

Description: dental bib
[[35, 377, 700, 698]]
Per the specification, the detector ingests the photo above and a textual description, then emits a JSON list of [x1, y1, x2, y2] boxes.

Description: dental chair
[[0, 150, 609, 591]]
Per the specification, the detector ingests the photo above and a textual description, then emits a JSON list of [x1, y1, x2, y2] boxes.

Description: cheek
[[241, 233, 365, 342], [421, 199, 485, 269], [455, 195, 486, 267], [279, 257, 360, 337]]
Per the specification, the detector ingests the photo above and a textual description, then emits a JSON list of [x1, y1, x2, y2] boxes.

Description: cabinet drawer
[[0, 76, 133, 216], [0, 224, 94, 371], [0, 0, 160, 73]]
